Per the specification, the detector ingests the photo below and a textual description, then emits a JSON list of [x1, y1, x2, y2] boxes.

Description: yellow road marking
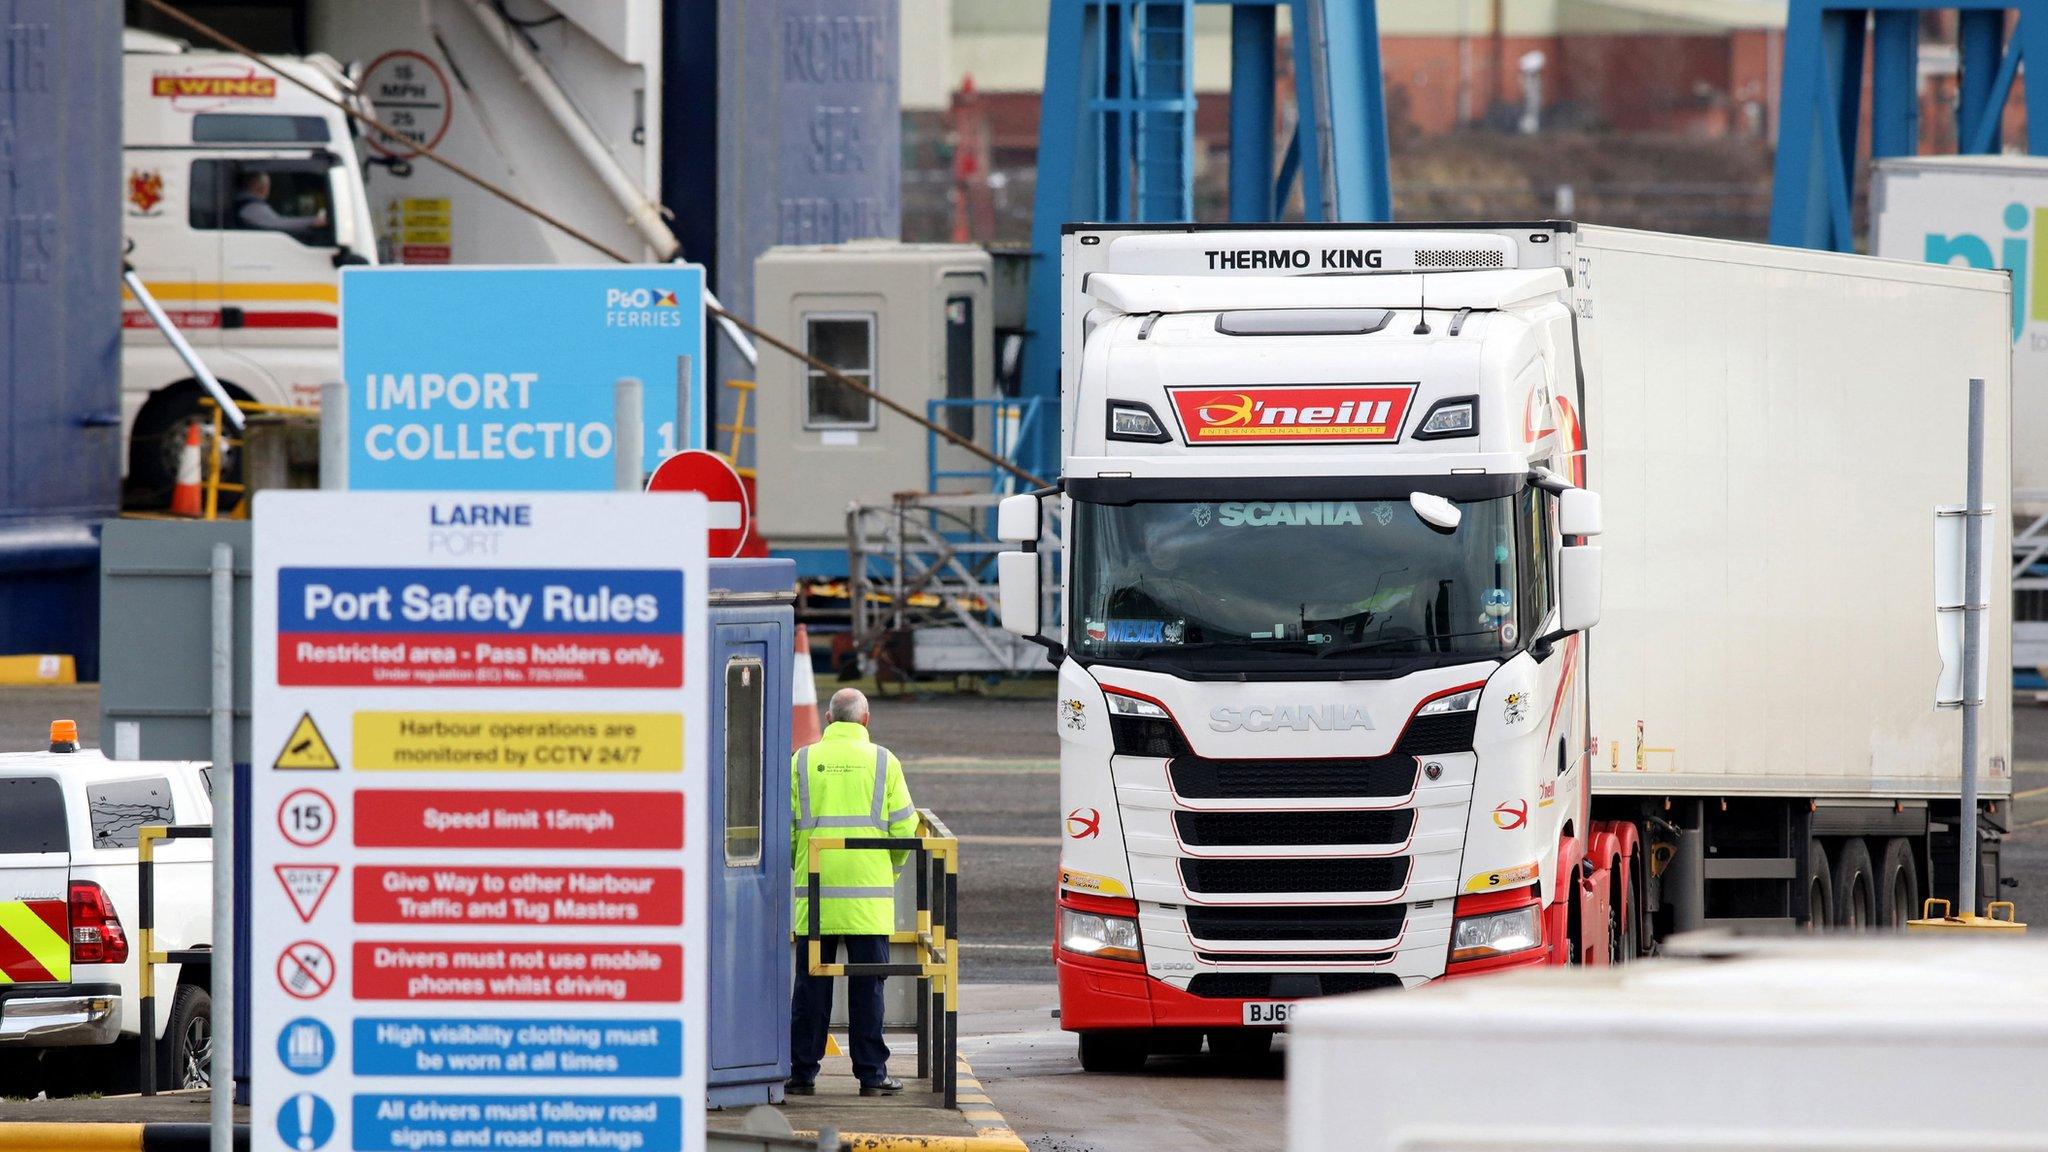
[[2011, 784, 2048, 801]]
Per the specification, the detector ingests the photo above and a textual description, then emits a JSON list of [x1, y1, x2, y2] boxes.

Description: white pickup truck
[[0, 723, 214, 1094]]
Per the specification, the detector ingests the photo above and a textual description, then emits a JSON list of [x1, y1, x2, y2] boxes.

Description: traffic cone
[[792, 625, 821, 749], [169, 421, 204, 518]]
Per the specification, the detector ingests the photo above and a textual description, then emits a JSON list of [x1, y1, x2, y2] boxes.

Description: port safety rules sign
[[251, 491, 709, 1152]]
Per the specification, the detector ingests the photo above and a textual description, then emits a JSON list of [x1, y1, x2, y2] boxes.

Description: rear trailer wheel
[[1874, 837, 1921, 929], [1832, 839, 1876, 931], [1206, 1029, 1275, 1064], [160, 984, 212, 1090], [1076, 1030, 1150, 1074], [1804, 840, 1834, 929]]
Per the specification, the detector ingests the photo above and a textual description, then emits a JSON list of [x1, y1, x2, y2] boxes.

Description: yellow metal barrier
[[1908, 897, 2028, 934], [716, 378, 756, 468], [135, 823, 214, 1094], [198, 397, 317, 520], [802, 809, 960, 1107]]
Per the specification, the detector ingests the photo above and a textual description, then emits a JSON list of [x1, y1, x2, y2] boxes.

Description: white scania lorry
[[996, 222, 2015, 1071]]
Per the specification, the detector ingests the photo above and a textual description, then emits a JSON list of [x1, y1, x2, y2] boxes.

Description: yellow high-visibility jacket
[[791, 721, 917, 936]]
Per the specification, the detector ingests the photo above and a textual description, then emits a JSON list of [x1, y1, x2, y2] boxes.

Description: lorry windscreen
[[1071, 494, 1528, 670]]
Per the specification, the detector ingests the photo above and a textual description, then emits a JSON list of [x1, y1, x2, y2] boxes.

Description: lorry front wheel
[[160, 984, 212, 1090], [1831, 839, 1876, 931], [1873, 837, 1920, 929], [1076, 1030, 1149, 1074], [127, 386, 241, 509]]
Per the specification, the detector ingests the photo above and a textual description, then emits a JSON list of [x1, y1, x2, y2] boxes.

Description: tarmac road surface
[[5, 685, 2046, 1149]]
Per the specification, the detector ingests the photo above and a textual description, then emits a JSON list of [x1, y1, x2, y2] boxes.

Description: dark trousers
[[790, 935, 891, 1087]]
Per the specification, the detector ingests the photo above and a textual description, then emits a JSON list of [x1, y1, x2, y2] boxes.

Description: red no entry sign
[[647, 450, 751, 558]]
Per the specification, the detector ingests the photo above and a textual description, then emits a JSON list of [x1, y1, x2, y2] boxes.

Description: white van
[[121, 29, 377, 505], [0, 730, 213, 1095]]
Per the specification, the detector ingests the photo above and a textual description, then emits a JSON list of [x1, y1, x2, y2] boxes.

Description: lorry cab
[[120, 29, 377, 504], [999, 226, 1612, 1069]]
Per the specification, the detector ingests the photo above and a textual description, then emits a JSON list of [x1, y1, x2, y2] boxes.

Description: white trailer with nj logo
[[993, 222, 2014, 1071], [1874, 154, 2048, 678]]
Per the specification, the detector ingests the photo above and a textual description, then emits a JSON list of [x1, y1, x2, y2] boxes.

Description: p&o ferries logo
[[604, 286, 684, 329], [1165, 384, 1416, 446]]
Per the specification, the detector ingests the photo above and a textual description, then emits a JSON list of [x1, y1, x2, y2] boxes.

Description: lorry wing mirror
[[1410, 492, 1462, 531], [997, 551, 1041, 635], [1557, 544, 1602, 633], [1560, 487, 1603, 537], [997, 493, 1042, 544]]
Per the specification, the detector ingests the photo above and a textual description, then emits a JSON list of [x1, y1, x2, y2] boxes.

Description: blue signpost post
[[341, 266, 707, 489]]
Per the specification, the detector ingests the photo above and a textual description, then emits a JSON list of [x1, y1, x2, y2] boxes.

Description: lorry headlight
[[1450, 904, 1541, 961], [1418, 687, 1481, 715], [1106, 692, 1169, 719], [1062, 908, 1143, 962], [1107, 401, 1172, 443], [1415, 397, 1479, 439]]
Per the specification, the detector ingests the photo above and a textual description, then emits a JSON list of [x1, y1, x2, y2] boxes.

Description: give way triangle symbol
[[275, 864, 340, 923]]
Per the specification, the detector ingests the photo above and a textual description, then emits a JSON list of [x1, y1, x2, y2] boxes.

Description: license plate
[[1242, 1001, 1292, 1026]]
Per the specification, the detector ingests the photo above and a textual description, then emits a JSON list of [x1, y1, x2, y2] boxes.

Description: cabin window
[[803, 312, 878, 430]]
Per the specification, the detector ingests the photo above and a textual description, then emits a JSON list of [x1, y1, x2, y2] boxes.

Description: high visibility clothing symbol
[[0, 900, 70, 983], [274, 713, 338, 770]]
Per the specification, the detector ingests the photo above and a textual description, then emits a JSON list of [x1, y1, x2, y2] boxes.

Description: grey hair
[[827, 687, 871, 725]]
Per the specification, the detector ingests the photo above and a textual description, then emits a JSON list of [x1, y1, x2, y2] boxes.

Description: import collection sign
[[251, 491, 708, 1152], [341, 266, 707, 490]]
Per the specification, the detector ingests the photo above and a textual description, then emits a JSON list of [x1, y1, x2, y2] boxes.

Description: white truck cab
[[121, 29, 377, 504], [0, 726, 214, 1094]]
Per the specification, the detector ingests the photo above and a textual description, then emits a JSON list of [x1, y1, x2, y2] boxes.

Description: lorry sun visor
[[1067, 473, 1522, 504], [1215, 309, 1393, 336]]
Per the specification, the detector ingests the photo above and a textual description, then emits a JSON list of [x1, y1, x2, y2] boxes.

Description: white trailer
[[1287, 935, 2048, 1152], [1873, 154, 2048, 678], [995, 222, 2013, 1070]]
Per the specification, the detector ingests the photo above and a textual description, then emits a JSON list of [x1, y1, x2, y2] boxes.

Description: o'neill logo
[[1065, 808, 1102, 839], [1165, 384, 1416, 446]]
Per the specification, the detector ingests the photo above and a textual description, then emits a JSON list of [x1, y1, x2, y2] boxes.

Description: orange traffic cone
[[169, 421, 204, 518], [792, 625, 821, 749]]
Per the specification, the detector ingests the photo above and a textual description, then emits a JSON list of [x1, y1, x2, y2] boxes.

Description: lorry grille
[[1169, 757, 1415, 800], [1110, 715, 1192, 758], [1196, 951, 1393, 964], [1184, 904, 1406, 941], [1174, 810, 1414, 848], [1413, 249, 1506, 269], [1396, 711, 1478, 755], [1182, 857, 1410, 894], [1186, 972, 1402, 998]]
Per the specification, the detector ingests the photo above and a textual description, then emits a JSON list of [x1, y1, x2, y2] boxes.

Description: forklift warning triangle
[[274, 864, 339, 923], [274, 713, 337, 770]]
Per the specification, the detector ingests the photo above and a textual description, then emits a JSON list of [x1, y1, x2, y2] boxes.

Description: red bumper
[[1056, 885, 1564, 1030], [1058, 951, 1270, 1030]]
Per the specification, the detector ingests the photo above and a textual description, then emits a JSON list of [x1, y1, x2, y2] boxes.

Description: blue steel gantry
[[1770, 0, 2048, 252], [1016, 0, 1394, 478]]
